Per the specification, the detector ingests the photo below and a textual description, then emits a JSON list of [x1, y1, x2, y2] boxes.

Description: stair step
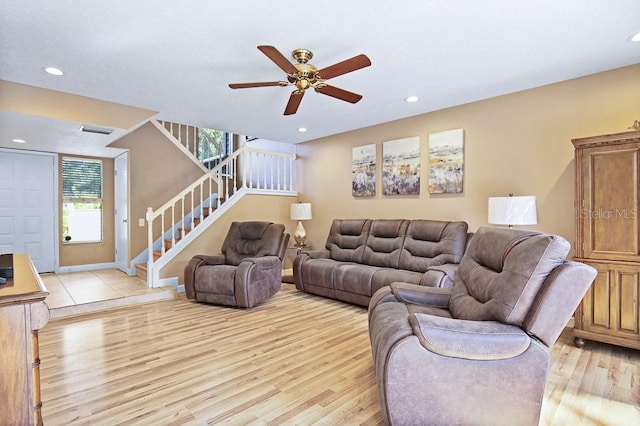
[[164, 227, 194, 250], [135, 263, 147, 281]]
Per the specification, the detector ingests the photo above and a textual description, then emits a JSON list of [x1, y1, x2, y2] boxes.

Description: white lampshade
[[488, 196, 537, 226], [290, 203, 312, 221]]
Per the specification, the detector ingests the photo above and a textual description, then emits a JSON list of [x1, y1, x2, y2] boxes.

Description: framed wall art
[[382, 136, 421, 195], [428, 129, 464, 194], [352, 143, 376, 197]]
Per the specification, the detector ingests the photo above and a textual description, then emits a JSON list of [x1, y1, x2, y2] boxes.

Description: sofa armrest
[[422, 263, 459, 287], [389, 282, 452, 308], [409, 314, 531, 360], [301, 249, 331, 259]]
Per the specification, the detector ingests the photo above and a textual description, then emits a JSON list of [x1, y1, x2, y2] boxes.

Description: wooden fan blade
[[284, 90, 304, 115], [229, 81, 286, 89], [315, 85, 363, 104], [317, 54, 371, 80], [257, 45, 299, 75]]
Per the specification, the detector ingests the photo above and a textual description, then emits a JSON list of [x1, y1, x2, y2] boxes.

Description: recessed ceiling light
[[11, 138, 26, 143], [405, 96, 419, 103], [631, 31, 640, 42], [298, 127, 308, 133], [43, 66, 64, 76]]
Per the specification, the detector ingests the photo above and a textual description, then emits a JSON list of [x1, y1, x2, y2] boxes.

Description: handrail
[[145, 145, 296, 287]]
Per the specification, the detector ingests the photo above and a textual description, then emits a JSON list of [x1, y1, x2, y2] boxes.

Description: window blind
[[62, 158, 102, 199]]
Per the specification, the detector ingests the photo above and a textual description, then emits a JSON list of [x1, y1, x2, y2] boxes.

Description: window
[[62, 157, 103, 243], [198, 128, 233, 172]]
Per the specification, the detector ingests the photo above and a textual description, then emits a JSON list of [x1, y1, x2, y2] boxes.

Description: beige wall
[[0, 80, 157, 129], [295, 64, 640, 255], [109, 122, 207, 266], [161, 193, 297, 281], [58, 155, 115, 266]]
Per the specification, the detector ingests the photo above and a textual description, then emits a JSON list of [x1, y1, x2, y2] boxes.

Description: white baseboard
[[155, 276, 179, 289]]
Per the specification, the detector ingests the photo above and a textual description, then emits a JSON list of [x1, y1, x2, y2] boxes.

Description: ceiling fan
[[229, 45, 371, 115]]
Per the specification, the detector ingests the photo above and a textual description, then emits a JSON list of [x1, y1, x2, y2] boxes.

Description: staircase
[[141, 139, 297, 288], [134, 200, 219, 281]]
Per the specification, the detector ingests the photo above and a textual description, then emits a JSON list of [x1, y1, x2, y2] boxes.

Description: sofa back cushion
[[448, 226, 570, 326], [326, 219, 371, 263], [362, 219, 409, 268], [222, 221, 285, 266], [398, 220, 468, 272]]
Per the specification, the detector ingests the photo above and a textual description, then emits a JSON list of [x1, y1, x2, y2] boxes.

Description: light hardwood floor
[[39, 284, 640, 425]]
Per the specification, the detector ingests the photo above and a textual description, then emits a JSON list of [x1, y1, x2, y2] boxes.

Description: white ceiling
[[1, 0, 639, 157]]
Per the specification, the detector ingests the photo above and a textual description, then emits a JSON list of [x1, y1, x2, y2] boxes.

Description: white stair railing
[[158, 120, 229, 170], [145, 145, 296, 287], [158, 120, 199, 159]]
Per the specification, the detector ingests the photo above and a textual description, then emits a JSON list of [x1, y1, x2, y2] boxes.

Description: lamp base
[[293, 221, 307, 247]]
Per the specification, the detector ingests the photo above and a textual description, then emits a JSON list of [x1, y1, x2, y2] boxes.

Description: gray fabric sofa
[[368, 226, 597, 425], [293, 219, 469, 307]]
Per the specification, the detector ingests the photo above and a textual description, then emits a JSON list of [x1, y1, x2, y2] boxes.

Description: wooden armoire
[[572, 130, 640, 350]]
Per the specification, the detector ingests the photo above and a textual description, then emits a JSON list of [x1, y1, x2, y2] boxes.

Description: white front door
[[114, 152, 128, 273], [0, 150, 56, 272]]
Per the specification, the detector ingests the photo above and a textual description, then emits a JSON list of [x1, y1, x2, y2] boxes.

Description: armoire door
[[579, 143, 640, 262]]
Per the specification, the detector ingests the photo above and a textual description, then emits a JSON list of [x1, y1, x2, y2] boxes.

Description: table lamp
[[290, 203, 312, 247], [488, 194, 537, 228]]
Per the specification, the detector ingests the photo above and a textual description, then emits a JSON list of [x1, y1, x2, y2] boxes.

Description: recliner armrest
[[193, 254, 226, 265], [409, 314, 531, 360], [422, 263, 459, 287], [239, 255, 281, 270], [389, 282, 452, 308]]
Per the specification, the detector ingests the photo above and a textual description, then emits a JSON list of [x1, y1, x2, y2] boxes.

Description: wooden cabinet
[[572, 130, 640, 350], [0, 254, 50, 425]]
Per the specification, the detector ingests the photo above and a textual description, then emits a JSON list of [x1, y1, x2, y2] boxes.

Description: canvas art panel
[[428, 129, 464, 194], [382, 136, 420, 195], [352, 143, 376, 197]]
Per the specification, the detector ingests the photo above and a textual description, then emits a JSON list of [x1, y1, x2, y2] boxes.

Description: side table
[[282, 244, 311, 284]]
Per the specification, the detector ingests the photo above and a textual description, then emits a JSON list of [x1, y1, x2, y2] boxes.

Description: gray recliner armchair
[[368, 226, 597, 426], [184, 221, 289, 308]]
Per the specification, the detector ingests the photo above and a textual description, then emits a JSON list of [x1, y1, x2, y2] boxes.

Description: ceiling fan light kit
[[229, 45, 371, 115]]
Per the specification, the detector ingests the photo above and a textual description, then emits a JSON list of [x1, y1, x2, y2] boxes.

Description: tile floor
[[41, 269, 176, 319]]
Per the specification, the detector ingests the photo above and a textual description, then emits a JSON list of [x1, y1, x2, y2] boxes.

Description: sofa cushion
[[370, 268, 425, 295], [297, 258, 340, 289], [326, 219, 371, 263], [449, 226, 570, 326], [399, 220, 468, 272], [362, 219, 409, 268], [334, 263, 381, 296]]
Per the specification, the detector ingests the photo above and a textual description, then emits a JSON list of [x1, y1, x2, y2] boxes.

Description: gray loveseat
[[293, 219, 469, 307], [368, 226, 597, 425]]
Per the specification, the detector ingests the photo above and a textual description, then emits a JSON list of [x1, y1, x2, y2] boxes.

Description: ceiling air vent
[[80, 124, 113, 135]]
